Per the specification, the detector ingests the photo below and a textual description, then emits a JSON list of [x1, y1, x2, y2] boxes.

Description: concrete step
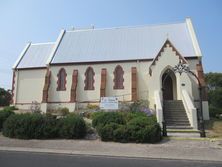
[[167, 132, 200, 138], [164, 112, 187, 115], [166, 125, 193, 129], [163, 100, 191, 128], [164, 114, 188, 118], [166, 123, 190, 127], [164, 108, 186, 110], [167, 129, 199, 133], [165, 120, 190, 123]]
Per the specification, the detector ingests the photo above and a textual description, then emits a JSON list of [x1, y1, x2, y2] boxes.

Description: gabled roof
[[15, 43, 54, 69], [51, 21, 196, 64], [14, 18, 201, 69]]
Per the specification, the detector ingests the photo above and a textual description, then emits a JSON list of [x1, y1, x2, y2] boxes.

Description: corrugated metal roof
[[51, 22, 196, 64], [17, 43, 54, 69]]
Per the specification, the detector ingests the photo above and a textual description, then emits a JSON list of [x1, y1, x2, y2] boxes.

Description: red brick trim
[[15, 103, 35, 105], [84, 67, 95, 90], [42, 69, 51, 103], [100, 68, 107, 97], [47, 101, 72, 104], [57, 68, 67, 91], [196, 61, 208, 100], [149, 39, 188, 76], [131, 67, 137, 101], [11, 71, 16, 104], [113, 65, 124, 89], [70, 70, 78, 102]]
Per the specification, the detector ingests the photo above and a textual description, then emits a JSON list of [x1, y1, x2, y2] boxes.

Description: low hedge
[[3, 113, 86, 139], [92, 112, 125, 128], [58, 114, 86, 139], [209, 105, 222, 118], [92, 111, 162, 143], [0, 107, 15, 130]]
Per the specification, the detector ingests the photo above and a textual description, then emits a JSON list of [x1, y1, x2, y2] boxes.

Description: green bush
[[59, 107, 69, 116], [0, 108, 15, 130], [92, 111, 125, 128], [3, 113, 44, 139], [209, 105, 222, 118], [92, 112, 161, 143], [41, 115, 59, 138], [3, 113, 87, 139], [59, 114, 86, 139], [129, 100, 149, 112], [113, 125, 129, 143], [140, 124, 162, 143], [0, 88, 12, 106], [99, 123, 120, 141], [3, 106, 18, 112]]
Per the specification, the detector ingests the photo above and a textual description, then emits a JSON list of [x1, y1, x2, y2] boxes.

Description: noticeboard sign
[[100, 97, 118, 110]]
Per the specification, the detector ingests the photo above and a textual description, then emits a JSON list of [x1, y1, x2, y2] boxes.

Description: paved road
[[0, 151, 221, 167]]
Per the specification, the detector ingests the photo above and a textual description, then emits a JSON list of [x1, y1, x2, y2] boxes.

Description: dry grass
[[205, 119, 222, 138]]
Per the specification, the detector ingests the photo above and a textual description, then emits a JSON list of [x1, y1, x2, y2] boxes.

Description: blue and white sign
[[100, 97, 119, 110]]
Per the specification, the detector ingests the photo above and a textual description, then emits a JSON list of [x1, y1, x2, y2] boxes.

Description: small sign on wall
[[100, 97, 119, 110]]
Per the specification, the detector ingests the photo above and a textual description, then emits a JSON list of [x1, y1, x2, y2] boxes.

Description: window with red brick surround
[[57, 68, 67, 91], [113, 65, 124, 89], [84, 67, 95, 90]]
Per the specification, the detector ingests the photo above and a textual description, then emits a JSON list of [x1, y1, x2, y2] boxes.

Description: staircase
[[163, 100, 191, 129]]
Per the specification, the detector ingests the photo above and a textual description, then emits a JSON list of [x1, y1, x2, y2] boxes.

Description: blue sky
[[0, 0, 221, 89]]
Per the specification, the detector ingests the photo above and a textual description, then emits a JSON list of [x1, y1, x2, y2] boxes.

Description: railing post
[[162, 121, 167, 137]]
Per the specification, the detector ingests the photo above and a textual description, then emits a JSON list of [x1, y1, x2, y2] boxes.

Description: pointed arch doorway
[[162, 69, 177, 100]]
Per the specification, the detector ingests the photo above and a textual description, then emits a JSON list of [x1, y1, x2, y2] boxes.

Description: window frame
[[113, 65, 124, 89], [57, 68, 67, 91], [84, 67, 95, 90]]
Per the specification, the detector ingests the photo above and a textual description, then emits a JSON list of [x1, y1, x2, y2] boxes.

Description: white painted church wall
[[15, 69, 46, 109], [48, 62, 149, 103], [147, 44, 191, 109]]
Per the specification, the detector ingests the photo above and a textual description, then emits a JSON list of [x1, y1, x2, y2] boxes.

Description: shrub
[[129, 100, 149, 113], [30, 101, 41, 113], [209, 105, 222, 118], [60, 107, 70, 116], [140, 124, 162, 143], [92, 111, 161, 143], [3, 113, 87, 139], [41, 115, 59, 138], [124, 111, 148, 122], [82, 111, 92, 119], [3, 106, 18, 112], [0, 108, 15, 130], [113, 125, 129, 143], [87, 104, 99, 110], [0, 88, 12, 106], [59, 114, 86, 139], [92, 111, 125, 128], [3, 113, 44, 139], [99, 123, 120, 141]]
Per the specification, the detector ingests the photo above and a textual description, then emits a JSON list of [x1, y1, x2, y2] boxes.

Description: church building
[[12, 18, 209, 130]]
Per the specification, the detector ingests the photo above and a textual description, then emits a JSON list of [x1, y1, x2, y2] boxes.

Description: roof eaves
[[13, 42, 31, 70], [185, 18, 202, 57], [46, 29, 66, 66]]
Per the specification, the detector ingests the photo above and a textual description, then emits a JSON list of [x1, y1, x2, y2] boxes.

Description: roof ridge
[[66, 20, 185, 33], [31, 42, 55, 46]]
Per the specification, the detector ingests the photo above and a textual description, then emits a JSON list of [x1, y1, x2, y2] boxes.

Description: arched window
[[113, 65, 124, 89], [57, 68, 67, 91], [84, 67, 95, 90]]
